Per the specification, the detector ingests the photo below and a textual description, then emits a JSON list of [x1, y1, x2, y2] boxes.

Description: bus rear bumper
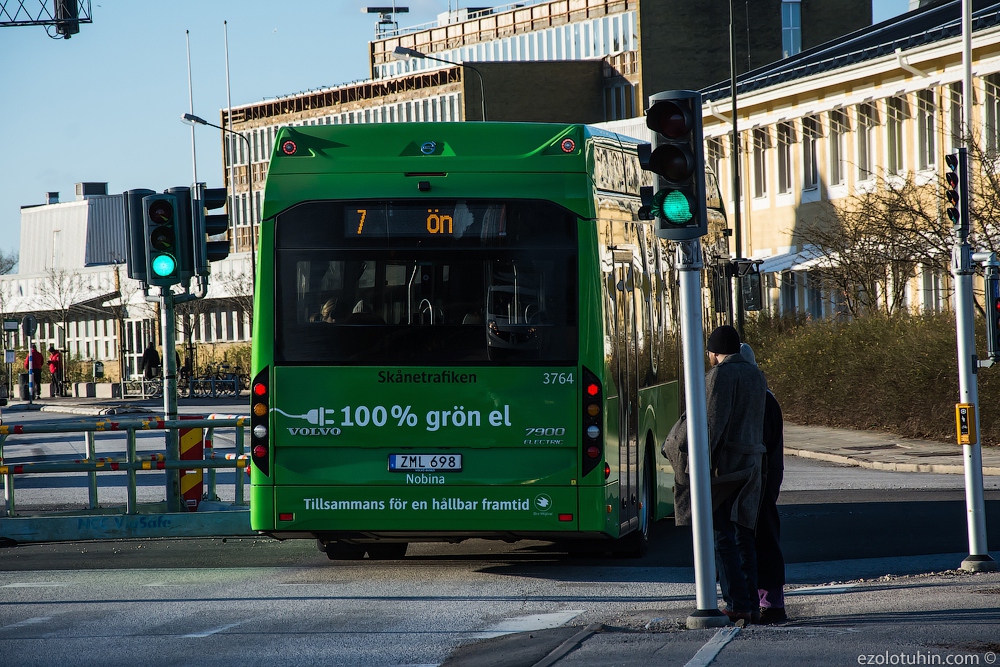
[[266, 530, 616, 544]]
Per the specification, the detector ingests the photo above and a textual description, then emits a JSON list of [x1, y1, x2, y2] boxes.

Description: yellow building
[[701, 2, 1000, 317]]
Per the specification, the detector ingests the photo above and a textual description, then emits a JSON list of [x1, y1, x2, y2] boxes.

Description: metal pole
[[26, 335, 33, 405], [186, 30, 198, 184], [85, 431, 98, 509], [126, 428, 137, 514], [161, 288, 180, 512], [235, 422, 245, 505], [223, 21, 255, 302], [956, 0, 997, 573], [677, 240, 729, 629], [730, 0, 745, 338]]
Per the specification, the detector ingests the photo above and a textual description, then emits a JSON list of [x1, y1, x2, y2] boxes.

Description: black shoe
[[756, 607, 788, 625]]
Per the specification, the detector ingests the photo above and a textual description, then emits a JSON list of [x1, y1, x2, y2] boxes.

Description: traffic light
[[945, 148, 969, 236], [123, 189, 154, 283], [985, 265, 1000, 362], [143, 193, 182, 287], [638, 90, 708, 241], [193, 185, 231, 277], [166, 186, 194, 281]]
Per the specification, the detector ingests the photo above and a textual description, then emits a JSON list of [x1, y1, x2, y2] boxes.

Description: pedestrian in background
[[140, 342, 160, 380], [47, 345, 62, 398], [663, 325, 767, 625], [741, 342, 788, 624], [24, 344, 43, 399]]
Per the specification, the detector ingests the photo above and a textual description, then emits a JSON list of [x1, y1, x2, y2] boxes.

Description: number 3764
[[543, 372, 574, 385]]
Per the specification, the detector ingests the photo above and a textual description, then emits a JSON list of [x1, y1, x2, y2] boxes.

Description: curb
[[785, 447, 1000, 476]]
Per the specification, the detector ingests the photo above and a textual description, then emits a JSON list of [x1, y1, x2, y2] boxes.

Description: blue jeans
[[715, 519, 758, 613]]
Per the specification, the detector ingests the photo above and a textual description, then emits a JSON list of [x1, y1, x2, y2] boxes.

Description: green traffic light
[[151, 254, 176, 277], [652, 189, 693, 225]]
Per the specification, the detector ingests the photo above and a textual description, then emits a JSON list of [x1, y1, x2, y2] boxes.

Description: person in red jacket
[[24, 344, 42, 399], [48, 346, 63, 398]]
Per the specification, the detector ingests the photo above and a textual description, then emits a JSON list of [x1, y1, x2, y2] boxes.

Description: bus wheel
[[365, 543, 408, 560], [324, 541, 367, 560], [615, 455, 653, 558]]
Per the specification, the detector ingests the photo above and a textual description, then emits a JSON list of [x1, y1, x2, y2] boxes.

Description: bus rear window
[[274, 200, 578, 365]]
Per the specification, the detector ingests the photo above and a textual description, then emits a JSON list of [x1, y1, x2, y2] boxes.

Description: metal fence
[[0, 414, 253, 544]]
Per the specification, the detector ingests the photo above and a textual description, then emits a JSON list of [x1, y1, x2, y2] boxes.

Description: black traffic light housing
[[638, 90, 708, 241], [143, 193, 183, 287], [193, 185, 231, 276], [123, 188, 155, 283], [166, 186, 194, 281], [945, 148, 970, 236], [985, 265, 1000, 362]]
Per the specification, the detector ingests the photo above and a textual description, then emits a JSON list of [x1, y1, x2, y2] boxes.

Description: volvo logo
[[420, 141, 437, 155]]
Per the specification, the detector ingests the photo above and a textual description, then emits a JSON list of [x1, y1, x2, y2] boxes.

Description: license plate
[[388, 454, 462, 472]]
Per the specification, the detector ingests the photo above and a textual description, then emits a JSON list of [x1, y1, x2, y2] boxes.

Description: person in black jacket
[[663, 326, 767, 624], [741, 343, 787, 625], [140, 342, 160, 380]]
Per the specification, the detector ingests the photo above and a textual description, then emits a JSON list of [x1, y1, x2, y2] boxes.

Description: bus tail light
[[250, 367, 270, 476], [581, 366, 603, 477]]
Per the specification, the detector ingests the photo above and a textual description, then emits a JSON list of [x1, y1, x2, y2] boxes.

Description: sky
[[0, 0, 910, 255]]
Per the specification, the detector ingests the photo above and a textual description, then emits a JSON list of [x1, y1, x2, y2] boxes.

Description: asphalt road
[[1, 454, 999, 666]]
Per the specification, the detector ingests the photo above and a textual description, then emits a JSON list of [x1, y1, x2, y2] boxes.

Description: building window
[[986, 74, 1000, 154], [781, 0, 802, 59], [950, 82, 964, 152], [829, 109, 849, 185], [802, 116, 820, 190], [886, 96, 908, 175], [777, 122, 795, 194], [706, 137, 725, 188], [753, 128, 770, 198], [915, 90, 937, 170], [858, 102, 878, 181], [781, 272, 797, 314]]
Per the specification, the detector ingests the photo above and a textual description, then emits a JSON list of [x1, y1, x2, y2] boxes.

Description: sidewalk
[[783, 422, 1000, 476]]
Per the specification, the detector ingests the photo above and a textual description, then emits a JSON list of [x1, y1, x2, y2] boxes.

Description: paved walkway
[[784, 422, 1000, 476]]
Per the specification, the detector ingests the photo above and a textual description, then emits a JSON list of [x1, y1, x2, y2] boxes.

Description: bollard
[[85, 431, 99, 509], [204, 427, 219, 502], [126, 429, 137, 514], [235, 422, 246, 506]]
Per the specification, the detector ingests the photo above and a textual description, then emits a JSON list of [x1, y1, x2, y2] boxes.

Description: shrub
[[745, 311, 1000, 445]]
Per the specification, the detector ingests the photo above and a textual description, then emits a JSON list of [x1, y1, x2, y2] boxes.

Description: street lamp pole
[[392, 46, 487, 121], [181, 113, 257, 289]]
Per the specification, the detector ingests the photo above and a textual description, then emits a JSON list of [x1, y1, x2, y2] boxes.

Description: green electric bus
[[249, 122, 685, 559]]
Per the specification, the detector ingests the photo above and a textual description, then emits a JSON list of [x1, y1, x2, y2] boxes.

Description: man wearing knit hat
[[662, 324, 767, 624]]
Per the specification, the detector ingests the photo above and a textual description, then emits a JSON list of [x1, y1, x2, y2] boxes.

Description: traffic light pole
[[160, 288, 180, 512], [677, 239, 729, 629], [953, 240, 996, 572]]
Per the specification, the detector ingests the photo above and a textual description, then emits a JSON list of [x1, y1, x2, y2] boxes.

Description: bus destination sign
[[346, 205, 458, 238]]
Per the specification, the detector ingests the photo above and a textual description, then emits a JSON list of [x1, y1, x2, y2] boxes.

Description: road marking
[[1, 617, 52, 630], [683, 626, 741, 667], [473, 610, 585, 639], [786, 583, 860, 596], [182, 622, 242, 638], [1, 582, 69, 588]]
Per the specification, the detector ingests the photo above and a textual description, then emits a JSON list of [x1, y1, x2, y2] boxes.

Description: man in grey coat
[[662, 325, 767, 623]]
